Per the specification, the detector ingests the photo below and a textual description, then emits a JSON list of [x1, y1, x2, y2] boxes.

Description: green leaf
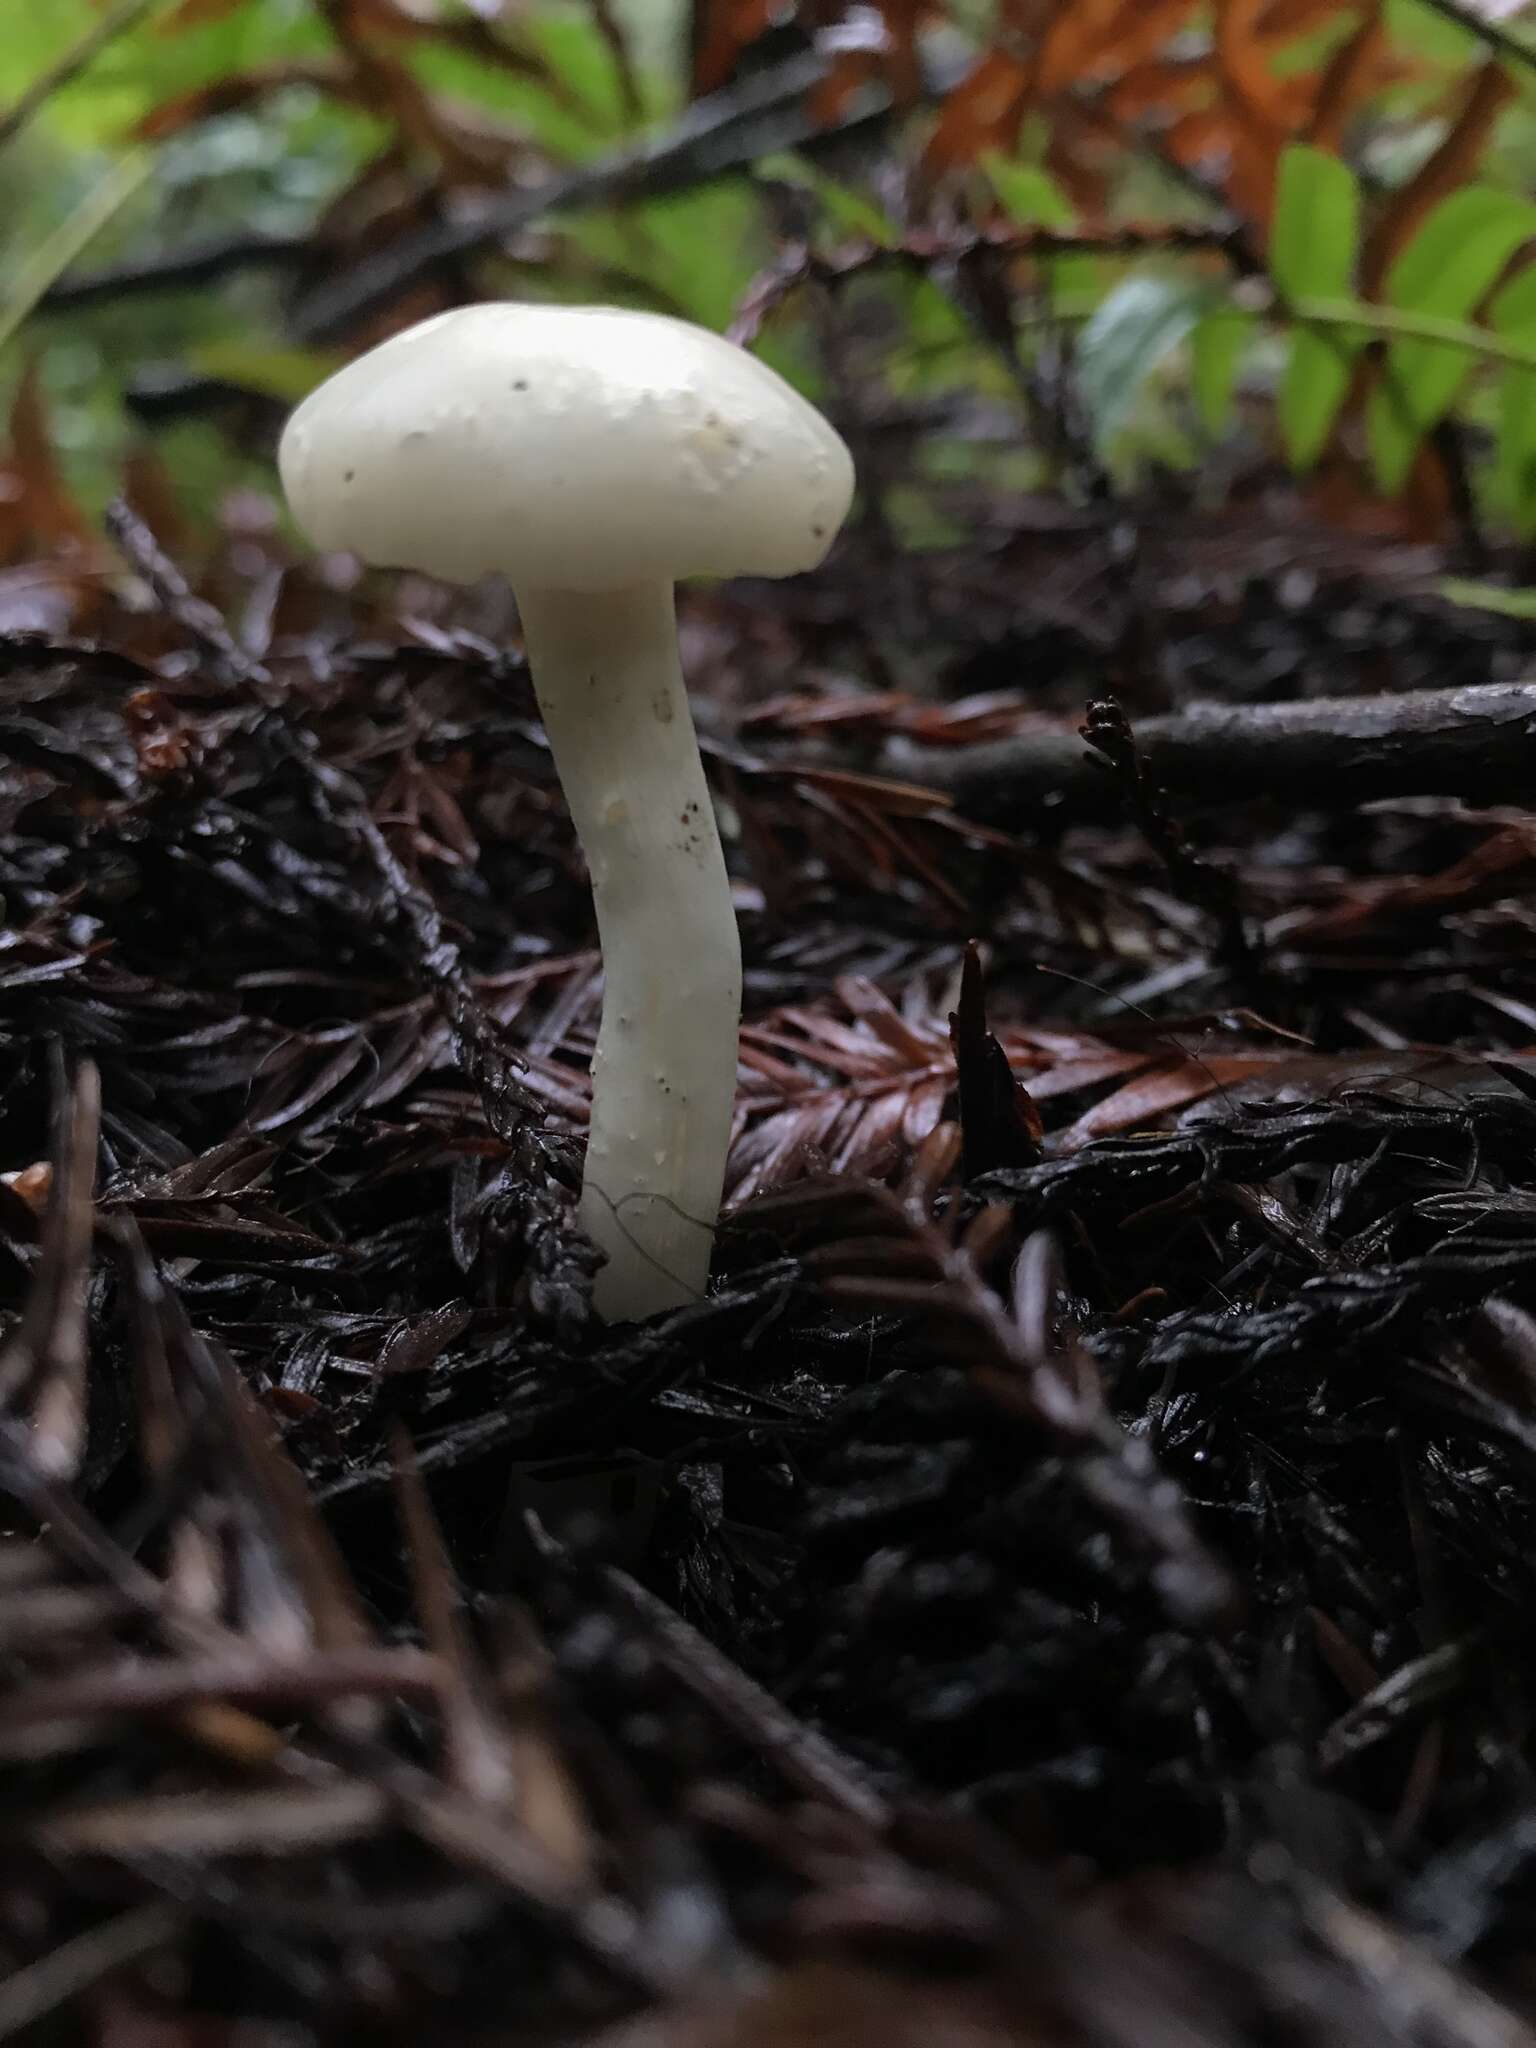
[[1491, 263, 1536, 538], [981, 153, 1074, 230], [65, 0, 334, 148], [885, 275, 981, 399], [1077, 275, 1208, 447], [1366, 185, 1536, 494], [1385, 0, 1491, 62], [1049, 250, 1104, 317], [1189, 307, 1249, 436], [188, 341, 343, 402], [0, 153, 152, 358], [1279, 327, 1359, 470], [752, 152, 898, 247], [635, 183, 768, 330], [1270, 144, 1359, 304], [1437, 577, 1536, 620], [563, 180, 766, 336], [1270, 145, 1364, 470]]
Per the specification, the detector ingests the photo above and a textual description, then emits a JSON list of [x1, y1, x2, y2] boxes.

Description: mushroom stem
[[517, 582, 743, 1322]]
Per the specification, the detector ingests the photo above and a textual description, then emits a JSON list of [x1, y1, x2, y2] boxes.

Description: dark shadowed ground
[[1, 485, 1536, 2045]]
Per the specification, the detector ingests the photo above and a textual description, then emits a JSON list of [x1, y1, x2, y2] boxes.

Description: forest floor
[[2, 483, 1536, 2046]]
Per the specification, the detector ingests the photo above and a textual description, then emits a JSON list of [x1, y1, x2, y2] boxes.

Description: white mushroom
[[278, 303, 854, 1322]]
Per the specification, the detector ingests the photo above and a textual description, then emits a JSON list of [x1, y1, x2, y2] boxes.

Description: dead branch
[[880, 681, 1536, 826], [288, 44, 977, 342], [728, 219, 1244, 345], [40, 233, 309, 311]]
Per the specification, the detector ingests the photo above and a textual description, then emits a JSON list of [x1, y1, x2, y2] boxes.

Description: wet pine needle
[[0, 505, 1534, 2046]]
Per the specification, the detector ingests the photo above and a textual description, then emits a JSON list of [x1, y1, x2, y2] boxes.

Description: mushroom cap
[[278, 302, 854, 592]]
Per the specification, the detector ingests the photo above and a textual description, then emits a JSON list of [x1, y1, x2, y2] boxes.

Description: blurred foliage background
[[4, 0, 1536, 578]]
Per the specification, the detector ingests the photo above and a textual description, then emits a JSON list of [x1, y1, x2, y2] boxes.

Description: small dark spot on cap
[[344, 469, 356, 482], [812, 523, 826, 537], [512, 379, 529, 392]]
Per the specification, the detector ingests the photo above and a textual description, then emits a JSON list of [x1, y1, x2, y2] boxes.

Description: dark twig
[[40, 233, 310, 312], [0, 1904, 182, 2040], [1317, 1639, 1475, 1775], [349, 807, 549, 1141], [1079, 698, 1252, 965], [603, 1567, 890, 1828], [730, 219, 1245, 345], [291, 47, 865, 340], [0, 1062, 98, 1481], [36, 48, 881, 341], [881, 681, 1536, 826], [103, 500, 548, 1143], [1414, 0, 1536, 73], [948, 942, 1042, 1180], [773, 1176, 1238, 1629], [105, 499, 262, 681]]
